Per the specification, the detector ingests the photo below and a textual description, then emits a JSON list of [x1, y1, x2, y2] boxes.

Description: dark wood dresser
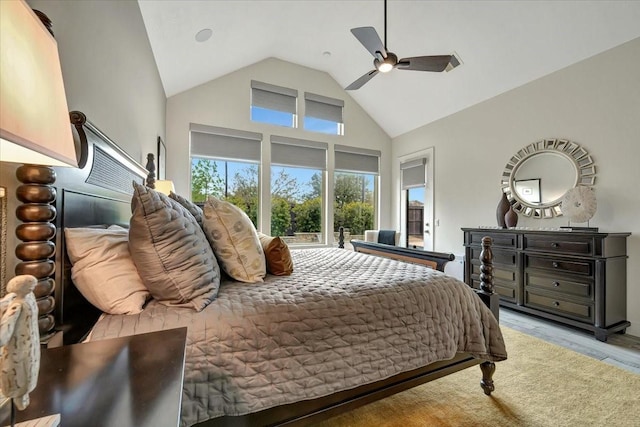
[[462, 228, 630, 341]]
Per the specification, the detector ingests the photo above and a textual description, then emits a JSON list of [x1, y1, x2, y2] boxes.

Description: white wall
[[391, 38, 640, 337], [166, 58, 392, 239], [1, 0, 166, 278]]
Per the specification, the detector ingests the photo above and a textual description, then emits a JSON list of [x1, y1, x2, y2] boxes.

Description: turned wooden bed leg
[[478, 236, 497, 396], [480, 361, 496, 395]]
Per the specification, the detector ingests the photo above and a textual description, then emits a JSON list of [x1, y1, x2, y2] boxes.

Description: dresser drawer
[[525, 255, 593, 276], [469, 232, 517, 249], [472, 264, 516, 283], [525, 291, 593, 322], [471, 279, 516, 302], [525, 274, 592, 299], [470, 247, 516, 267], [523, 234, 591, 255]]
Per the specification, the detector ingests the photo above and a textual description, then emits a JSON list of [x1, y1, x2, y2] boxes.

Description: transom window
[[304, 92, 344, 135], [250, 80, 297, 128]]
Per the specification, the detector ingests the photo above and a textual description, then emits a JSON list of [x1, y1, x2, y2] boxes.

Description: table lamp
[[0, 0, 77, 352], [155, 180, 176, 196]]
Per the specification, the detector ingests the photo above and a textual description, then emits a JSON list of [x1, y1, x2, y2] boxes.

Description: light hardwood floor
[[499, 308, 640, 374]]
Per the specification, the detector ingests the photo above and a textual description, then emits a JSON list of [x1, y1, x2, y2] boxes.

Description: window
[[333, 145, 380, 242], [304, 92, 344, 135], [250, 80, 297, 128], [270, 136, 327, 244], [190, 124, 261, 225]]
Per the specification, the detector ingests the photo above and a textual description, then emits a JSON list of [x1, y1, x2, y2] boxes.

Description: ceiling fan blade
[[397, 55, 460, 72], [345, 69, 379, 91], [351, 27, 387, 59]]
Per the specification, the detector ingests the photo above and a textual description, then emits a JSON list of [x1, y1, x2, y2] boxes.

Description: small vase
[[505, 205, 518, 228], [496, 192, 510, 228]]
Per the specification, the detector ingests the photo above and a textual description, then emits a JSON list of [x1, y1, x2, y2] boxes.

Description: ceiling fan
[[345, 0, 461, 90]]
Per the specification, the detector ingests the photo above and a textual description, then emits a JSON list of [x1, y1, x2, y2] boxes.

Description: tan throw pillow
[[169, 191, 203, 228], [258, 233, 294, 276], [65, 226, 149, 314], [129, 182, 220, 311], [202, 196, 266, 283]]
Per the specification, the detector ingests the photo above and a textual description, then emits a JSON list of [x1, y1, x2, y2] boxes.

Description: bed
[[48, 112, 506, 427]]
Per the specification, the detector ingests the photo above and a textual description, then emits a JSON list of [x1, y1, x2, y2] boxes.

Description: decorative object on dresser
[[500, 138, 596, 219], [560, 186, 597, 229], [504, 205, 518, 228], [0, 0, 78, 344], [463, 227, 631, 341], [496, 191, 510, 228]]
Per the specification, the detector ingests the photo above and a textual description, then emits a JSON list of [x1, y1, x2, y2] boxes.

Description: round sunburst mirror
[[500, 139, 596, 218]]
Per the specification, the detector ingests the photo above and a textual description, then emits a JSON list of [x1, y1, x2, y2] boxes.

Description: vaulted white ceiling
[[138, 0, 640, 137]]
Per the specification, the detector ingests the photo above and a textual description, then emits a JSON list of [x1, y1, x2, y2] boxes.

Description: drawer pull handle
[[551, 242, 559, 248], [552, 262, 559, 268], [553, 301, 560, 307], [553, 281, 560, 287]]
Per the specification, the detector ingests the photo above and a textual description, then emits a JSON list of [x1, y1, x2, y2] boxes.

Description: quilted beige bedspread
[[88, 248, 507, 427]]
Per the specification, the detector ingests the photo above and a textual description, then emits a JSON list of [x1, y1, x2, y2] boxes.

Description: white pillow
[[202, 197, 266, 283], [64, 226, 149, 314]]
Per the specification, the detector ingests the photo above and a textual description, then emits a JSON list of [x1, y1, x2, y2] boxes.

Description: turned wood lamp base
[[15, 164, 58, 342]]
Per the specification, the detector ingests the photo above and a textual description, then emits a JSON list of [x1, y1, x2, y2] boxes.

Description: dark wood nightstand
[[0, 327, 187, 427]]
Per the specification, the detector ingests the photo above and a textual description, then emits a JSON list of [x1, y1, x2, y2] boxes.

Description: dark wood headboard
[[53, 111, 148, 344]]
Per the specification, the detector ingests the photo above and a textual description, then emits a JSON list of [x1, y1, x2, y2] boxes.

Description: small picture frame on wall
[[157, 136, 166, 180]]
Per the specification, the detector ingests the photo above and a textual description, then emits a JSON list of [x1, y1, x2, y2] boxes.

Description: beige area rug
[[316, 327, 640, 427]]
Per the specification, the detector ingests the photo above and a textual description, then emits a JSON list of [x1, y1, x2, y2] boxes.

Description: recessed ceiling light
[[195, 28, 212, 43]]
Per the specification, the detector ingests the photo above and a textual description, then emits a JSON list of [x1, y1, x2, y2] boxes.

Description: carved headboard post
[[145, 153, 156, 189]]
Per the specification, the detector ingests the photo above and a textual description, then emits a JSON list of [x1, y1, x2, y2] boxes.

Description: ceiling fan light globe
[[374, 52, 397, 73], [378, 62, 393, 73]]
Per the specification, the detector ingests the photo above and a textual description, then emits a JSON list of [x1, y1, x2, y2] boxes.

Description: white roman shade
[[304, 92, 344, 123], [270, 135, 327, 169], [251, 80, 297, 114], [334, 144, 380, 174], [190, 123, 261, 162], [401, 158, 426, 189]]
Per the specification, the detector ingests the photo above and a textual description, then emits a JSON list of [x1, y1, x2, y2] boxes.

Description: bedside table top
[[0, 327, 187, 427]]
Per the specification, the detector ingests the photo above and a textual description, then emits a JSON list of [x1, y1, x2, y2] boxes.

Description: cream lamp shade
[[0, 0, 77, 167], [155, 180, 176, 195]]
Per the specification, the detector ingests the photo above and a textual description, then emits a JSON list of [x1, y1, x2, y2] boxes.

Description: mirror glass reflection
[[513, 152, 576, 205]]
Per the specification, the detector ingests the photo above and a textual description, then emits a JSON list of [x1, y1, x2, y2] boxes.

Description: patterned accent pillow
[[258, 232, 294, 276], [129, 182, 219, 311], [202, 197, 266, 283], [169, 191, 203, 228]]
